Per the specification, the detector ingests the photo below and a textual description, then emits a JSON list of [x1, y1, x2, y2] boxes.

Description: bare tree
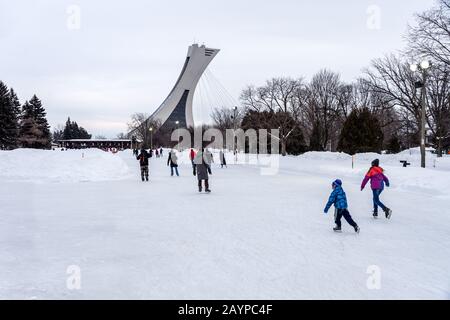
[[426, 63, 450, 156], [364, 55, 422, 129], [408, 0, 450, 66], [116, 132, 128, 139], [127, 113, 161, 148], [304, 69, 343, 151], [239, 77, 305, 156]]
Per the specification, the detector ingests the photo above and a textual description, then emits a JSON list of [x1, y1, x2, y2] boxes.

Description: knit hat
[[332, 179, 343, 187], [371, 159, 380, 167]]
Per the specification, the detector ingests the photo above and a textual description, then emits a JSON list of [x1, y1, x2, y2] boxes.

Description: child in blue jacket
[[324, 179, 360, 233]]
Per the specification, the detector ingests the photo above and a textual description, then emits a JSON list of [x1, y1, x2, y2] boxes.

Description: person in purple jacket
[[361, 159, 392, 219]]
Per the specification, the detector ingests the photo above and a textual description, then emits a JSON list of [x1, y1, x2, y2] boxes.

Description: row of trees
[[0, 81, 52, 150], [53, 117, 92, 141], [0, 81, 94, 150], [211, 0, 450, 156]]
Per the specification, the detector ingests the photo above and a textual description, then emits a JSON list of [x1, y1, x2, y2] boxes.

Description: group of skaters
[[137, 147, 392, 231], [323, 158, 392, 234], [135, 147, 228, 193]]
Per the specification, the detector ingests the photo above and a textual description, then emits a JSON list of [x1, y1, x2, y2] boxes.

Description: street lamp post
[[175, 121, 180, 150], [410, 60, 431, 168], [149, 127, 153, 150], [232, 106, 238, 163]]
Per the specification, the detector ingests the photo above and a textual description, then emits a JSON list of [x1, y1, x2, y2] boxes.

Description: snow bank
[[277, 149, 450, 197], [0, 149, 132, 183]]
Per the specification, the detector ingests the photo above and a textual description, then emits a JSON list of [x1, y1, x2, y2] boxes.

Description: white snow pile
[[0, 148, 132, 183], [277, 149, 450, 197]]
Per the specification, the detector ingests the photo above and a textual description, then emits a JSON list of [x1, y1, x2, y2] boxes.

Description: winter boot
[[373, 211, 378, 219], [333, 226, 342, 233], [354, 225, 360, 234], [384, 208, 392, 219], [205, 189, 211, 193]]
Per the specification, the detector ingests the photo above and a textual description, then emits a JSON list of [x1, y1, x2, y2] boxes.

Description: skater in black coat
[[219, 150, 227, 168], [136, 148, 151, 181], [167, 149, 179, 176], [194, 148, 212, 193]]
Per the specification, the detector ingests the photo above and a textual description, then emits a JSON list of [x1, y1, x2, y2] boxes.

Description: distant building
[[57, 139, 136, 150]]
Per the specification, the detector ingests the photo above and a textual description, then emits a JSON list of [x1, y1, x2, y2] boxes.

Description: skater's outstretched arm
[[361, 175, 370, 191], [324, 189, 337, 213], [382, 173, 390, 187]]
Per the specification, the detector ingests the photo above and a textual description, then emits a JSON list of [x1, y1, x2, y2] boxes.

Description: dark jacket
[[137, 150, 150, 166], [219, 151, 226, 164], [167, 151, 178, 167], [194, 152, 212, 180]]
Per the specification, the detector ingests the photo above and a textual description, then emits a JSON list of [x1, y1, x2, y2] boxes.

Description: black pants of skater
[[140, 165, 149, 181], [334, 209, 357, 228], [198, 179, 209, 190]]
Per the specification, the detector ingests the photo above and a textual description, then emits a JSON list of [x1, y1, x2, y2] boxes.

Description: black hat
[[371, 159, 380, 167]]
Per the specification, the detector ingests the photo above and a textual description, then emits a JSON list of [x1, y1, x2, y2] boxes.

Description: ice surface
[[0, 148, 449, 299]]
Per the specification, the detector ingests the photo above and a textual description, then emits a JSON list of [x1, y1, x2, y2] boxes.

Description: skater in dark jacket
[[194, 148, 212, 193], [219, 150, 227, 168], [324, 179, 360, 233], [189, 148, 197, 175], [167, 149, 179, 176], [136, 148, 151, 181], [361, 159, 392, 219]]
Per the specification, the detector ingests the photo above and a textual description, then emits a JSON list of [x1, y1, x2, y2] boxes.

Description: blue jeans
[[372, 189, 387, 212], [171, 166, 179, 176]]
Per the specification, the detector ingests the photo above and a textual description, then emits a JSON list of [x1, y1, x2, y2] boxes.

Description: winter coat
[[194, 152, 212, 180], [167, 151, 178, 167], [136, 150, 150, 166], [324, 185, 348, 213], [189, 149, 196, 161], [219, 151, 226, 164], [361, 166, 390, 190]]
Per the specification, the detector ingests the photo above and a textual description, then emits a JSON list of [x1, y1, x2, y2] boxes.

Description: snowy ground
[[0, 148, 449, 300]]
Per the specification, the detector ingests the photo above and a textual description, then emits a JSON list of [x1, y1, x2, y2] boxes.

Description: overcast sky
[[0, 0, 436, 137]]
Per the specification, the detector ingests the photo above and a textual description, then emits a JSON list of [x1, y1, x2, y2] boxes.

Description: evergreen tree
[[309, 120, 324, 151], [63, 117, 73, 140], [62, 117, 92, 140], [0, 81, 20, 149], [19, 96, 51, 149], [338, 108, 383, 155], [241, 110, 306, 155], [386, 135, 402, 154], [19, 101, 37, 148], [52, 128, 64, 142], [9, 88, 21, 119]]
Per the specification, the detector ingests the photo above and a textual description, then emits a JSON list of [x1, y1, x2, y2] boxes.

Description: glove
[[323, 208, 328, 214]]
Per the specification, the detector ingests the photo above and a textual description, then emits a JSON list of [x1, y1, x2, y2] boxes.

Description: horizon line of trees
[[208, 0, 450, 156], [0, 80, 98, 150]]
